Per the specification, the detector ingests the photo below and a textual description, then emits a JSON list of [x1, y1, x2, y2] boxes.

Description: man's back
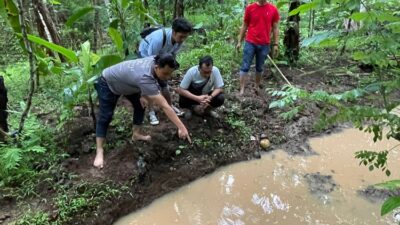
[[102, 57, 160, 96], [138, 28, 181, 57]]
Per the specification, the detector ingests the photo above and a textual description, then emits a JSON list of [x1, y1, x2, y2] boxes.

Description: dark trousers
[[178, 83, 224, 109], [94, 77, 144, 138]]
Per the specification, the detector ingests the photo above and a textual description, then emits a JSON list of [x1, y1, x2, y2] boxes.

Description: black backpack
[[140, 26, 167, 48]]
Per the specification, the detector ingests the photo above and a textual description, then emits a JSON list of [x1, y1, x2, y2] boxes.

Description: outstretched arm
[[146, 94, 191, 143]]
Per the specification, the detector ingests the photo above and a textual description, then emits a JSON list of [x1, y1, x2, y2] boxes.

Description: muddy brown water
[[115, 128, 400, 225]]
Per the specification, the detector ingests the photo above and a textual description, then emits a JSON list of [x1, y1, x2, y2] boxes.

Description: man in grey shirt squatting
[[93, 54, 191, 169], [176, 56, 225, 118], [138, 18, 193, 125]]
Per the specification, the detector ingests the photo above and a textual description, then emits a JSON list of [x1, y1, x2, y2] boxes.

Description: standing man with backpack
[[138, 18, 193, 125], [236, 0, 280, 95]]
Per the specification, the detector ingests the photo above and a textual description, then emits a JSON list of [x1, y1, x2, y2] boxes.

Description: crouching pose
[[94, 54, 191, 169], [176, 56, 224, 118]]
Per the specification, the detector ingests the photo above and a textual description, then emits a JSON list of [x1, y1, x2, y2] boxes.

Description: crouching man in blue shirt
[[138, 18, 193, 125], [176, 56, 225, 118]]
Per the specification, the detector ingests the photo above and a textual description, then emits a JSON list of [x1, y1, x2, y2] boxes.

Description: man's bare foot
[[93, 151, 104, 169], [132, 132, 151, 141]]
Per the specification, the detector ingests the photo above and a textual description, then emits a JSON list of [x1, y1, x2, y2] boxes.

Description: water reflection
[[115, 129, 400, 225]]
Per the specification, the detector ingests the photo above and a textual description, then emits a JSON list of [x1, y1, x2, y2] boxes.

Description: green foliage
[[1, 62, 29, 102], [18, 34, 78, 63], [175, 144, 187, 156], [93, 54, 123, 75], [381, 197, 400, 216], [0, 116, 50, 186], [289, 1, 318, 16], [16, 211, 50, 225], [110, 107, 131, 134], [53, 182, 122, 224], [65, 6, 95, 27], [375, 180, 400, 190], [62, 41, 122, 120], [14, 182, 124, 225], [108, 20, 124, 54], [355, 150, 390, 175], [226, 114, 251, 140], [301, 31, 340, 47], [0, 17, 22, 64], [1, 0, 21, 33], [107, 0, 149, 56]]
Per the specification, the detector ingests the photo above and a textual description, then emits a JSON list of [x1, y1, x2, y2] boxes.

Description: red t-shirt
[[244, 2, 280, 45]]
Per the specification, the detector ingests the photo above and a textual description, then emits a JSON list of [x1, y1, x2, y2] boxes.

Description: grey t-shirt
[[180, 66, 224, 93], [138, 28, 182, 57], [102, 57, 160, 96]]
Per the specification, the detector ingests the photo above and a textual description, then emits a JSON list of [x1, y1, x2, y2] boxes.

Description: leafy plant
[[15, 211, 50, 225], [53, 182, 122, 224], [0, 116, 49, 186], [373, 180, 400, 216], [175, 144, 187, 155]]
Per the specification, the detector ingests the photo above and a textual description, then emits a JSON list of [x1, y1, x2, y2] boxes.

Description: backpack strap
[[143, 27, 166, 48], [161, 28, 166, 49]]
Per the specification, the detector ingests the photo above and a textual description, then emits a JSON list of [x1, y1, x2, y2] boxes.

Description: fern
[[0, 116, 49, 184], [1, 147, 22, 171]]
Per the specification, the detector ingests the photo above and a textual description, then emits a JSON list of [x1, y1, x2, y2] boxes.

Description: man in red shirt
[[236, 0, 280, 95]]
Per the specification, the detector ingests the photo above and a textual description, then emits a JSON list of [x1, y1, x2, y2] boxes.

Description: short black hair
[[154, 53, 180, 70], [172, 18, 193, 33], [199, 55, 213, 67]]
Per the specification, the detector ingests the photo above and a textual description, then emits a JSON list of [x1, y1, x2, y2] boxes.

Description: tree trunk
[[17, 0, 36, 134], [310, 10, 315, 37], [0, 76, 8, 141], [103, 0, 113, 23], [47, 3, 60, 28], [32, 0, 65, 62], [92, 0, 100, 52], [173, 0, 184, 18], [33, 2, 54, 56], [218, 0, 224, 28], [26, 1, 35, 32], [142, 0, 149, 9], [284, 0, 300, 63], [159, 0, 166, 25]]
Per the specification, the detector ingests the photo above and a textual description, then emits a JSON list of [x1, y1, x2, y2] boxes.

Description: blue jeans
[[240, 41, 270, 75], [94, 77, 145, 138]]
